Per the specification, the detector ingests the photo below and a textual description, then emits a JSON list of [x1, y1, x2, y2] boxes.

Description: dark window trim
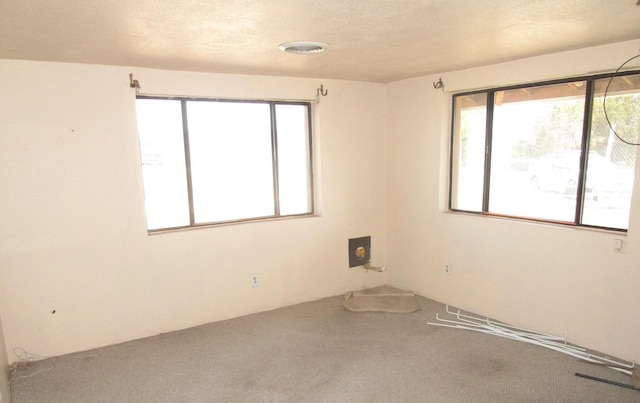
[[451, 70, 640, 98], [449, 69, 640, 233], [137, 95, 315, 232]]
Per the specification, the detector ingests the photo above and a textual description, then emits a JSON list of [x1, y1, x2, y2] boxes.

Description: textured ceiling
[[1, 0, 639, 83]]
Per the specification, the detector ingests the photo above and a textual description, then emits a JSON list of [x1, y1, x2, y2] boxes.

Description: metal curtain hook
[[316, 84, 328, 102], [129, 73, 141, 93], [433, 78, 444, 91]]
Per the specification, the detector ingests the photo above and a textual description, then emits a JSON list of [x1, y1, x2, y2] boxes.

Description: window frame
[[448, 70, 640, 232], [136, 95, 316, 232]]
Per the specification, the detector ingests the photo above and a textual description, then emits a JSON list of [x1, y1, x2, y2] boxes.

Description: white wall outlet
[[250, 274, 259, 287], [444, 264, 451, 275], [613, 239, 623, 253]]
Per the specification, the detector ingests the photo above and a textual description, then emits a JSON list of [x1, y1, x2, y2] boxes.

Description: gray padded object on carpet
[[343, 285, 420, 313]]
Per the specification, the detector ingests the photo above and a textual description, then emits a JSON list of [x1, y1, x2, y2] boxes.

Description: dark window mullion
[[448, 96, 458, 211], [305, 104, 315, 214], [575, 80, 594, 225], [181, 100, 196, 225], [270, 103, 281, 216], [482, 91, 495, 213]]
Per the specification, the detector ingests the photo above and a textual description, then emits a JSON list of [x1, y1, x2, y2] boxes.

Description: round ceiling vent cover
[[278, 41, 328, 54]]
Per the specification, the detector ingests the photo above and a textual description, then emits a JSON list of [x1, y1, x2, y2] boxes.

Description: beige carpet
[[343, 285, 420, 313]]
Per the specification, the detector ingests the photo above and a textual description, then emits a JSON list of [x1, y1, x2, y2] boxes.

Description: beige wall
[[0, 61, 387, 362], [0, 315, 8, 403], [385, 39, 640, 362]]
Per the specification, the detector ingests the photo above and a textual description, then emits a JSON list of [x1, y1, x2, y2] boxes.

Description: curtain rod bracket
[[433, 78, 444, 91], [129, 73, 141, 93], [316, 84, 328, 103]]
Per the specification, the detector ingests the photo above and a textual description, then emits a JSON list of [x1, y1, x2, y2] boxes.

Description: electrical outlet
[[613, 239, 623, 253], [250, 274, 259, 287], [444, 264, 451, 275]]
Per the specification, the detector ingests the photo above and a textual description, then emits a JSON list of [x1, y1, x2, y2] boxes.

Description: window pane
[[489, 82, 586, 222], [450, 93, 487, 212], [582, 74, 640, 229], [275, 104, 312, 215], [136, 99, 190, 230], [187, 101, 275, 223]]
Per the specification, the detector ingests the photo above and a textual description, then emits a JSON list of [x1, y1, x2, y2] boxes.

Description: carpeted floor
[[9, 294, 639, 402]]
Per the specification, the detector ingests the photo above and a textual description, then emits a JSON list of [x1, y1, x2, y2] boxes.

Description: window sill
[[443, 210, 627, 235], [146, 213, 320, 235]]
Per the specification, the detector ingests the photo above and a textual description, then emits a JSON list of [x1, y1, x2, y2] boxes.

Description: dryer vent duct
[[348, 236, 371, 268]]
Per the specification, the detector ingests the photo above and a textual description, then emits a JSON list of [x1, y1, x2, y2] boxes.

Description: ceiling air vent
[[278, 41, 328, 55]]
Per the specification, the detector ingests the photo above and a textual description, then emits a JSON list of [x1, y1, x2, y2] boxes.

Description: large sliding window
[[136, 97, 314, 231], [450, 71, 640, 231]]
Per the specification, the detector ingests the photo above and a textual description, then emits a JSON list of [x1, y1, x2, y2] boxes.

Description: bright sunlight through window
[[136, 97, 314, 231], [450, 71, 639, 231]]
